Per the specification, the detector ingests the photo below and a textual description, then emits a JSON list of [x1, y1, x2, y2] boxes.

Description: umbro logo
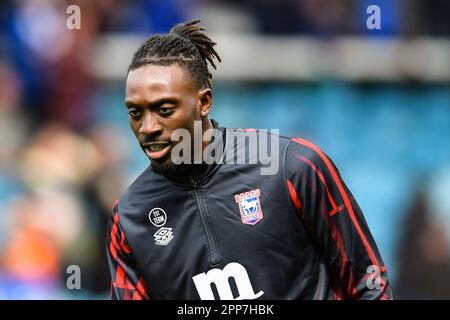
[[154, 227, 174, 246], [149, 207, 174, 246]]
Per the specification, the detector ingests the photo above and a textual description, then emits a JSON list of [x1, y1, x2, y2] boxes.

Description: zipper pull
[[188, 176, 200, 189]]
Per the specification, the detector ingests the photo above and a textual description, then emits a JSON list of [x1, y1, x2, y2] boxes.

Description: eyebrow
[[124, 97, 178, 109], [124, 101, 139, 109]]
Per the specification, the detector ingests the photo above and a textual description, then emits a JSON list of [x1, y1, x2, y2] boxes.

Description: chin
[[150, 158, 175, 174], [150, 158, 195, 179]]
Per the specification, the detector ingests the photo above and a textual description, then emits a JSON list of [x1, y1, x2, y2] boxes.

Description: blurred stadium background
[[0, 0, 449, 299]]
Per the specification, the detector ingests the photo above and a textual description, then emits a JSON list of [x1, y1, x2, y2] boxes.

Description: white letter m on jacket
[[192, 262, 264, 300]]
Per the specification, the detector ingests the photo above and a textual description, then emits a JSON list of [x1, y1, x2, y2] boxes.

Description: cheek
[[183, 95, 201, 116], [174, 101, 201, 125], [130, 120, 141, 137], [188, 99, 201, 119]]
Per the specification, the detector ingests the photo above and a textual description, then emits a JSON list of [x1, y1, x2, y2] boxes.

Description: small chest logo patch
[[154, 227, 174, 246], [234, 189, 263, 225], [149, 207, 167, 227]]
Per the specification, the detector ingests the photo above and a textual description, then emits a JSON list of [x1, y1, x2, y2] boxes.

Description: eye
[[159, 106, 175, 116], [128, 109, 141, 119]]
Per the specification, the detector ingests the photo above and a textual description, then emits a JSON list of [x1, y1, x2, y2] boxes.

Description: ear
[[198, 88, 212, 118]]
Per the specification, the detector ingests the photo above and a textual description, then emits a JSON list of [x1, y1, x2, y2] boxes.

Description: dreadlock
[[128, 20, 222, 89]]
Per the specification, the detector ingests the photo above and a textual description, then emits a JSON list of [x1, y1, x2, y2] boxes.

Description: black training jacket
[[106, 120, 392, 300]]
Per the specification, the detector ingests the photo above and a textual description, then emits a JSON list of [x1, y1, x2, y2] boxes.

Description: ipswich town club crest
[[234, 189, 263, 225]]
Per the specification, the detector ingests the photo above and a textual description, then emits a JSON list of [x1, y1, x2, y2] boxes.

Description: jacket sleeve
[[106, 200, 149, 300], [284, 138, 393, 300]]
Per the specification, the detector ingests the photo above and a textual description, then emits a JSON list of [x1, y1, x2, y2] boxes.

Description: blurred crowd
[[0, 0, 449, 299], [395, 169, 450, 299], [0, 61, 130, 298]]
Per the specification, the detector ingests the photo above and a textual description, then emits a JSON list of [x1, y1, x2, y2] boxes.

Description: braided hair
[[129, 20, 222, 89]]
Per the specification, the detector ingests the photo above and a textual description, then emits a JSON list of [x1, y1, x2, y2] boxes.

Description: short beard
[[150, 156, 177, 173], [150, 157, 188, 176], [151, 159, 208, 182]]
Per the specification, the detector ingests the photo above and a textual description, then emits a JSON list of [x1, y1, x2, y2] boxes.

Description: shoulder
[[224, 127, 292, 150], [116, 165, 160, 215], [285, 137, 339, 178], [222, 127, 334, 173], [287, 137, 328, 162]]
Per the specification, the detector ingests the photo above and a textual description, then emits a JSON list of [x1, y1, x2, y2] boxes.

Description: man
[[106, 20, 392, 300]]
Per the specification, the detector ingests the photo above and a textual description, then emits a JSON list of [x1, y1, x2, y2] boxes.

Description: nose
[[139, 111, 163, 136]]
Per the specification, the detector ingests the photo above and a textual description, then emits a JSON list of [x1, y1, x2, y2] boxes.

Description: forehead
[[125, 64, 194, 102]]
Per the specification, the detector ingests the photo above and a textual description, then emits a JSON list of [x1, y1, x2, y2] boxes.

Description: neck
[[201, 117, 213, 153]]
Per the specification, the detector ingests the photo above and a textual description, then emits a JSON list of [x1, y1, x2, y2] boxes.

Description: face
[[125, 64, 212, 173]]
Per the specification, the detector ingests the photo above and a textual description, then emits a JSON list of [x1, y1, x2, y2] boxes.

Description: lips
[[142, 142, 171, 161]]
